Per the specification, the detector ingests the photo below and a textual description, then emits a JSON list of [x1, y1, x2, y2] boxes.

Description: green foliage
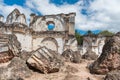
[[99, 30, 114, 36], [87, 30, 93, 35], [75, 32, 83, 45]]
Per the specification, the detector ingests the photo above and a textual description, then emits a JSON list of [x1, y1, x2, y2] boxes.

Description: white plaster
[[55, 38, 64, 54], [14, 33, 32, 51], [81, 36, 106, 55], [32, 37, 64, 54]]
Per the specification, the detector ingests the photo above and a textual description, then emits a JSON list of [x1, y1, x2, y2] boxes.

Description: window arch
[[47, 21, 55, 30]]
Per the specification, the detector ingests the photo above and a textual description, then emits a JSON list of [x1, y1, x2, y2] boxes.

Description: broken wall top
[[30, 12, 76, 35], [6, 8, 27, 25], [1, 9, 76, 35], [0, 14, 4, 22]]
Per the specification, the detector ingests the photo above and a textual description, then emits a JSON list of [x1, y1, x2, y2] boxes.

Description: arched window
[[47, 23, 55, 30]]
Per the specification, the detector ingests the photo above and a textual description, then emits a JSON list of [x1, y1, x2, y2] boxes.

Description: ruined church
[[0, 8, 78, 55]]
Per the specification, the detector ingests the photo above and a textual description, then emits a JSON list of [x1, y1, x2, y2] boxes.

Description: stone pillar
[[30, 13, 36, 23], [0, 15, 4, 22], [68, 13, 76, 35]]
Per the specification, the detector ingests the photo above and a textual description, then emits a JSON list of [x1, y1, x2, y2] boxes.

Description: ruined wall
[[6, 8, 27, 25], [67, 13, 76, 35], [64, 37, 78, 51], [30, 13, 76, 35], [14, 33, 32, 51], [32, 36, 64, 54], [0, 15, 4, 22], [81, 36, 106, 55], [0, 9, 78, 54], [30, 16, 65, 31]]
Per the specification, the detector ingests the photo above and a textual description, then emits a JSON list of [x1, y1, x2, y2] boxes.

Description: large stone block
[[27, 46, 63, 74], [89, 32, 120, 74]]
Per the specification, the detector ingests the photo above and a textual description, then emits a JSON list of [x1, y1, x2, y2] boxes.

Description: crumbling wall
[[30, 16, 65, 31], [32, 37, 64, 54], [64, 36, 78, 52], [30, 13, 76, 35], [6, 8, 27, 25], [81, 36, 106, 55], [0, 15, 4, 22], [67, 13, 76, 35], [14, 33, 32, 51], [0, 9, 78, 55]]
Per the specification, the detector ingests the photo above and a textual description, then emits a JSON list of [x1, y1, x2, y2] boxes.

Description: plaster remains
[[0, 9, 78, 55], [80, 34, 111, 55]]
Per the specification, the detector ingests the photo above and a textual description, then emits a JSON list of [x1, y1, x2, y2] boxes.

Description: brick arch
[[41, 37, 58, 51]]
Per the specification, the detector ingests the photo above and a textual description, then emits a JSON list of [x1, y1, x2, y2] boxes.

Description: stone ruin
[[0, 8, 78, 54], [0, 8, 119, 80], [0, 8, 80, 75], [80, 34, 112, 56]]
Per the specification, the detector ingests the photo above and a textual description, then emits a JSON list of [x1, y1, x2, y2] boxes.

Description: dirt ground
[[25, 60, 105, 80]]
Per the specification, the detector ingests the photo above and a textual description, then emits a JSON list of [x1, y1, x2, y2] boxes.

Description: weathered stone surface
[[62, 49, 81, 63], [20, 50, 33, 61], [81, 34, 107, 56], [0, 14, 4, 22], [104, 70, 120, 80], [0, 9, 78, 55], [89, 32, 120, 74], [0, 57, 32, 80], [0, 34, 21, 63], [82, 50, 98, 60], [64, 37, 78, 51], [27, 46, 63, 74], [6, 8, 26, 25]]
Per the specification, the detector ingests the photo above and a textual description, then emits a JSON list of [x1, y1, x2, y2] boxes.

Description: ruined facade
[[0, 9, 78, 55], [80, 34, 111, 55]]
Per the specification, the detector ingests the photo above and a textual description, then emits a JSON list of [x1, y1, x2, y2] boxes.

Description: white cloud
[[87, 0, 120, 32], [0, 0, 120, 32]]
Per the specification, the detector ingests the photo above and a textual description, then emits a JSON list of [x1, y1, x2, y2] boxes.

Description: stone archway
[[41, 37, 58, 51]]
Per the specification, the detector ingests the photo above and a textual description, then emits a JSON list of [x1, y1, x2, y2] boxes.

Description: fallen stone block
[[89, 32, 120, 74], [27, 46, 63, 74]]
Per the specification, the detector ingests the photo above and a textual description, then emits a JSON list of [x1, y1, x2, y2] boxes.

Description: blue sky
[[1, 0, 120, 34], [4, 0, 25, 6]]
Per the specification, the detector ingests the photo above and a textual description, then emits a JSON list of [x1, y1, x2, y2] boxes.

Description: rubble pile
[[62, 49, 81, 63], [82, 50, 98, 60]]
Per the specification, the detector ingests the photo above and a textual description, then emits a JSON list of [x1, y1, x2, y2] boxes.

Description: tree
[[87, 30, 93, 35], [75, 32, 83, 45], [99, 30, 114, 36]]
